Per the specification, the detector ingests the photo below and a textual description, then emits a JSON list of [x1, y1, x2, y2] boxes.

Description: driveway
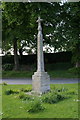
[[0, 78, 80, 84]]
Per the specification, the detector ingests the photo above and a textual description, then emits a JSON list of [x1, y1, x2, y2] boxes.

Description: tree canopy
[[2, 2, 80, 67]]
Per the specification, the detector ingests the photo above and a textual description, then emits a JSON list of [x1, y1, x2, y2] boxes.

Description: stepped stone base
[[32, 71, 50, 94]]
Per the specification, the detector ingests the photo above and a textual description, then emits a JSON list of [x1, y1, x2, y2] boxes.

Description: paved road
[[0, 78, 80, 84]]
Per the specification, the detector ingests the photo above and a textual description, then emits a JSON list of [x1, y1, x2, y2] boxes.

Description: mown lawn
[[2, 84, 79, 118], [0, 84, 2, 119]]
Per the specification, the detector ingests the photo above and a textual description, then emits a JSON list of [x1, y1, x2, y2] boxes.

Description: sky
[[0, 45, 56, 56]]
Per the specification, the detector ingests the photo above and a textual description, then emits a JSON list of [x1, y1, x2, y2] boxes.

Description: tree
[[2, 2, 80, 68], [2, 2, 61, 70], [2, 2, 36, 70], [57, 2, 80, 67]]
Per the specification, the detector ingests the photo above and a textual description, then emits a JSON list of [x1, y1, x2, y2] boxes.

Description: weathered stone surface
[[32, 17, 50, 94], [32, 71, 50, 94]]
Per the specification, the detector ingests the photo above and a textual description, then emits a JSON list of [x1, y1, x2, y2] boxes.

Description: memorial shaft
[[37, 18, 44, 72], [32, 17, 50, 94]]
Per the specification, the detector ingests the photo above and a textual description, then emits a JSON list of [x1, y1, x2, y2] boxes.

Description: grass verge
[[2, 63, 79, 78], [0, 84, 2, 119], [2, 69, 79, 78], [2, 83, 79, 118]]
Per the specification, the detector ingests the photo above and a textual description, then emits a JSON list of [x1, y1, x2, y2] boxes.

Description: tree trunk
[[76, 61, 80, 68], [72, 42, 80, 68], [19, 48, 23, 57], [13, 38, 19, 70]]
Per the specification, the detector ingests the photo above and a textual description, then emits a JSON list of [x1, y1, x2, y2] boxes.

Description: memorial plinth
[[32, 17, 50, 94]]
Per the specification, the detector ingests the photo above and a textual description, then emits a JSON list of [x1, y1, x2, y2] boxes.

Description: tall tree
[[2, 2, 80, 68], [2, 2, 61, 70], [58, 2, 80, 67]]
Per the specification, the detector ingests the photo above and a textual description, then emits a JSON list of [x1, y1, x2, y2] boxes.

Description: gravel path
[[0, 78, 80, 84]]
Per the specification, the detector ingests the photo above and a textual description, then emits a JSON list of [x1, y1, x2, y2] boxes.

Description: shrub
[[5, 89, 19, 95], [18, 92, 32, 100], [68, 67, 80, 75], [2, 64, 13, 71], [50, 87, 68, 93], [20, 88, 32, 92], [5, 89, 14, 95], [18, 92, 26, 99], [65, 89, 78, 95], [42, 91, 66, 104], [27, 98, 44, 113], [23, 94, 33, 101], [2, 82, 7, 85]]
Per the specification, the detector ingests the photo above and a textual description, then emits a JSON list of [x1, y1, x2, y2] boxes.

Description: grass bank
[[2, 83, 79, 118], [2, 63, 79, 78], [2, 70, 78, 79]]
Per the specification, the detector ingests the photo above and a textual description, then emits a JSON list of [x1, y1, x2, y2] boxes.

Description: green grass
[[2, 84, 79, 118], [2, 71, 34, 78], [0, 84, 2, 119], [48, 70, 78, 78], [2, 63, 79, 78], [2, 69, 78, 79]]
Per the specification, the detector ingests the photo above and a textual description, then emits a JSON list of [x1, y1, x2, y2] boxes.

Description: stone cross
[[32, 17, 50, 94], [37, 17, 44, 72]]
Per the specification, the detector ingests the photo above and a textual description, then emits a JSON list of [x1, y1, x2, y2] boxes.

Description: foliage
[[18, 92, 27, 99], [27, 98, 44, 113], [2, 52, 72, 65], [2, 2, 62, 53], [68, 67, 80, 75], [2, 82, 7, 86], [2, 64, 13, 71], [41, 87, 78, 104], [65, 89, 78, 95], [5, 89, 19, 95], [20, 88, 32, 92], [3, 84, 78, 118], [2, 63, 79, 78], [5, 89, 14, 95], [58, 2, 80, 65], [18, 92, 33, 101], [42, 90, 66, 104], [2, 2, 80, 67]]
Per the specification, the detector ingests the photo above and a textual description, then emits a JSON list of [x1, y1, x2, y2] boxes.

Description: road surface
[[0, 78, 80, 84]]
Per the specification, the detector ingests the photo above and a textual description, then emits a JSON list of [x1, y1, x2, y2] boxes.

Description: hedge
[[2, 51, 72, 65]]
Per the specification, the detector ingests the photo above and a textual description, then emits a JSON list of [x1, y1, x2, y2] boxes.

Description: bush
[[52, 87, 68, 93], [18, 92, 33, 101], [2, 64, 14, 71], [18, 92, 26, 99], [2, 52, 72, 65], [5, 89, 14, 95], [27, 98, 44, 113], [42, 91, 66, 104], [68, 67, 80, 75], [65, 89, 78, 95], [20, 88, 32, 92], [5, 89, 19, 95], [2, 82, 7, 85]]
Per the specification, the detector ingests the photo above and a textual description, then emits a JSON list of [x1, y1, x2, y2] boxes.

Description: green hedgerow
[[68, 67, 80, 75], [2, 64, 13, 71]]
